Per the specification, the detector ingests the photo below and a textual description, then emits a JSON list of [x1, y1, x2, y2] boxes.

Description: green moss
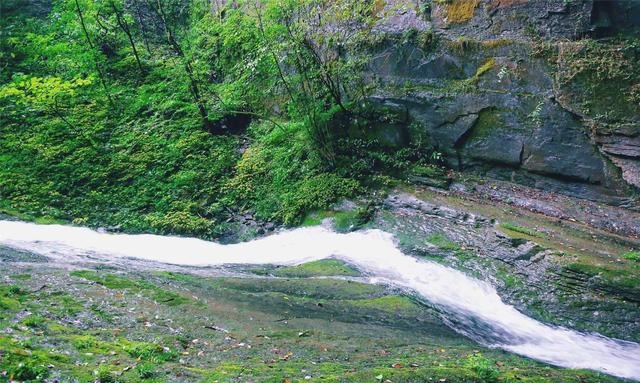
[[149, 289, 190, 306], [334, 208, 374, 232], [499, 222, 547, 239], [273, 259, 360, 278], [217, 277, 385, 300], [225, 122, 360, 226], [622, 251, 640, 262], [496, 265, 524, 289], [467, 108, 504, 141], [70, 335, 100, 351], [425, 233, 474, 263], [301, 211, 325, 226], [12, 274, 32, 280], [562, 262, 640, 302], [0, 284, 23, 310], [464, 353, 499, 382], [475, 58, 496, 78], [11, 361, 50, 382], [70, 270, 189, 306], [411, 165, 446, 179], [426, 233, 460, 251], [95, 365, 117, 383], [416, 30, 437, 51], [349, 295, 420, 313], [22, 315, 46, 329], [0, 296, 20, 310], [557, 38, 640, 120], [123, 342, 178, 363], [0, 336, 71, 382], [302, 206, 374, 232], [153, 271, 201, 284], [47, 293, 84, 316], [71, 270, 139, 289], [0, 284, 26, 297], [33, 216, 65, 224]]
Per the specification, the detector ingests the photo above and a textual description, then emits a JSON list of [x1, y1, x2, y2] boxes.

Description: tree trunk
[[146, 0, 212, 130], [74, 0, 114, 107], [110, 1, 145, 75]]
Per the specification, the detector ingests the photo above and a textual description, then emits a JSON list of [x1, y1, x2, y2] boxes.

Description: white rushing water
[[1, 220, 639, 380]]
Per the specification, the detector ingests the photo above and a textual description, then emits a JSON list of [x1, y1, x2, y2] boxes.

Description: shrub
[[13, 362, 48, 381], [95, 365, 117, 383], [279, 174, 360, 224], [225, 122, 360, 225], [465, 353, 500, 382], [136, 362, 157, 379], [22, 315, 46, 329], [622, 251, 640, 262], [124, 343, 177, 363]]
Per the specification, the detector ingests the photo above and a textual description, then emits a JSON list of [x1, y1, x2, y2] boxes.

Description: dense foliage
[[0, 0, 436, 237]]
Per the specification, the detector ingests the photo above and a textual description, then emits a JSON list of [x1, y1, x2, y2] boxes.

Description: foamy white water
[[1, 220, 639, 380]]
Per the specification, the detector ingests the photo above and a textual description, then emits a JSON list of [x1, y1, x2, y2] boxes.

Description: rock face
[[379, 190, 640, 342], [367, 0, 640, 206]]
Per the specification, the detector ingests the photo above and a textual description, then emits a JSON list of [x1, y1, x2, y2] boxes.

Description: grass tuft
[[444, 0, 480, 24]]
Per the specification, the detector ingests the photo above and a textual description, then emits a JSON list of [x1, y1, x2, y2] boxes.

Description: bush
[[225, 122, 360, 225], [465, 353, 499, 383], [22, 315, 46, 329], [136, 362, 157, 379], [13, 361, 48, 382], [95, 365, 117, 383], [278, 174, 360, 224], [623, 251, 640, 262]]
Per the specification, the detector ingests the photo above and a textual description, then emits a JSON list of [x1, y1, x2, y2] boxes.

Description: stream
[[1, 220, 639, 381]]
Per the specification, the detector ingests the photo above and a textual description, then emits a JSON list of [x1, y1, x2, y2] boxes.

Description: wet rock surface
[[0, 245, 48, 263], [1, 178, 639, 381], [376, 185, 640, 343], [4, 251, 624, 382]]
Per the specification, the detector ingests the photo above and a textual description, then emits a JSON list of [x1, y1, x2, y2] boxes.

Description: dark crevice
[[452, 107, 493, 149]]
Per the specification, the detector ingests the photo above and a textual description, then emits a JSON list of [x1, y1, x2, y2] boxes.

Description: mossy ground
[[250, 259, 361, 278], [0, 258, 625, 383]]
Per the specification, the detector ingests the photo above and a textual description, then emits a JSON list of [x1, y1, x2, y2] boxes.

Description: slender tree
[[144, 0, 212, 130], [109, 0, 145, 75], [73, 0, 114, 106]]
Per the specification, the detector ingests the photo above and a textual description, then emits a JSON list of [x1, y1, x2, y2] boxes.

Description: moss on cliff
[[466, 108, 504, 141], [443, 0, 480, 24], [556, 38, 640, 120]]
